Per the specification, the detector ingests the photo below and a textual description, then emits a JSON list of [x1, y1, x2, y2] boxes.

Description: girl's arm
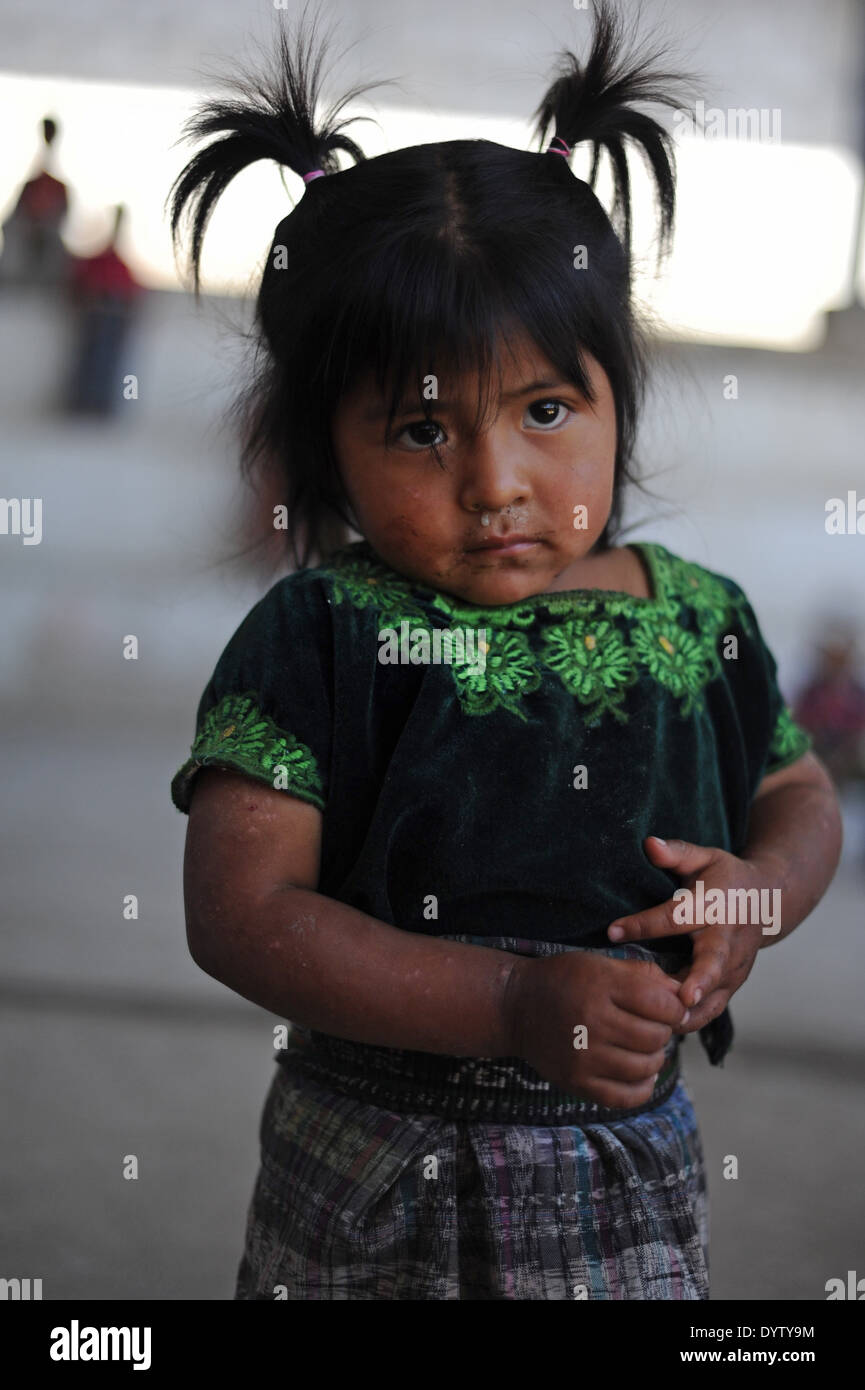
[[183, 767, 521, 1057], [737, 750, 843, 947], [605, 751, 844, 1030], [609, 751, 843, 950], [183, 766, 689, 1104]]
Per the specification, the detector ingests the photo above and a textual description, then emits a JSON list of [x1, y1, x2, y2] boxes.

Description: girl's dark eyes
[[526, 399, 571, 427], [399, 419, 446, 449], [391, 398, 574, 451]]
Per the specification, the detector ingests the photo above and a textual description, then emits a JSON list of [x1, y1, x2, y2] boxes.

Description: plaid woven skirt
[[234, 938, 710, 1300]]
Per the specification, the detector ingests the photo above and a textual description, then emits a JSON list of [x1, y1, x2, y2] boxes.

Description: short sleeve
[[732, 585, 813, 778], [170, 573, 333, 815]]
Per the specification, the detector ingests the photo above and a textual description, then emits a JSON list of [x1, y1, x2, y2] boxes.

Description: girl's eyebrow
[[361, 378, 572, 422]]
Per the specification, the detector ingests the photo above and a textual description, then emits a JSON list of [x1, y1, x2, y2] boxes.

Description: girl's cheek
[[380, 511, 426, 545]]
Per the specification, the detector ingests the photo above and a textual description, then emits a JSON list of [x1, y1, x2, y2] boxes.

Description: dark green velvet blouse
[[170, 538, 811, 1041]]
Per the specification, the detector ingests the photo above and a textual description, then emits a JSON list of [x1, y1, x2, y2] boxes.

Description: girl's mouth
[[467, 536, 541, 554]]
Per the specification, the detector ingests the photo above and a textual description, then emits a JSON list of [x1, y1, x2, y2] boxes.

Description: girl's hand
[[606, 837, 775, 1030], [505, 951, 689, 1108]]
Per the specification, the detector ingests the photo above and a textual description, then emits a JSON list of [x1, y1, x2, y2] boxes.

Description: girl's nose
[[458, 430, 531, 515]]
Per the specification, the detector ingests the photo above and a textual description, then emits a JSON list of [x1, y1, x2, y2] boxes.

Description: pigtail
[[166, 10, 377, 295], [532, 0, 695, 265]]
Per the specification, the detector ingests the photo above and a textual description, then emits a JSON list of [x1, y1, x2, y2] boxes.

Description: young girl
[[168, 2, 842, 1300]]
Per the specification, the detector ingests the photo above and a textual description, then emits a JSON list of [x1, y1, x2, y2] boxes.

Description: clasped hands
[[606, 836, 781, 1035]]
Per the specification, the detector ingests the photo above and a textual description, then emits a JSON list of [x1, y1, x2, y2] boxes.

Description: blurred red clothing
[[70, 246, 143, 301], [795, 677, 865, 735], [15, 169, 67, 220]]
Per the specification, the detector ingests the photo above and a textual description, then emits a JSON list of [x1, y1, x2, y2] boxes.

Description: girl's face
[[330, 332, 618, 606]]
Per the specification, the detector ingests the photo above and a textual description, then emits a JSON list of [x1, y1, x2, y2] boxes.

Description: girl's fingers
[[612, 968, 689, 1029], [674, 987, 730, 1034], [608, 838, 728, 941], [599, 1043, 668, 1084], [677, 939, 729, 1009], [607, 1005, 676, 1054], [608, 900, 693, 942]]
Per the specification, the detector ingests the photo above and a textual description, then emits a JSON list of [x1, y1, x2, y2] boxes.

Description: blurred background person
[[794, 626, 865, 866], [63, 202, 145, 415], [0, 114, 70, 287], [794, 626, 865, 789]]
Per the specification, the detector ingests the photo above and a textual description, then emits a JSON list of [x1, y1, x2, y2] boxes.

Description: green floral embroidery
[[665, 555, 738, 634], [428, 546, 666, 627], [540, 619, 637, 725], [767, 704, 812, 770], [328, 548, 428, 628], [175, 691, 324, 809], [326, 540, 759, 728], [629, 613, 721, 717], [451, 629, 541, 721], [430, 591, 537, 629], [539, 594, 606, 618], [637, 545, 682, 620]]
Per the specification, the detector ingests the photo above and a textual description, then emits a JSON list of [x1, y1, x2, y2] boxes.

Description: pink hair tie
[[546, 137, 571, 159], [302, 169, 325, 183]]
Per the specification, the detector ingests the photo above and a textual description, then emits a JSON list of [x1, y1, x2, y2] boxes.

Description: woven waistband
[[276, 936, 684, 1125]]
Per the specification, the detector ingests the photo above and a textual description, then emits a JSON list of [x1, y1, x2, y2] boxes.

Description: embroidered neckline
[[332, 538, 665, 617], [170, 539, 811, 810], [320, 537, 757, 727]]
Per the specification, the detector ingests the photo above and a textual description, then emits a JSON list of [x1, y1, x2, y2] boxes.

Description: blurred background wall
[[1, 0, 864, 1300]]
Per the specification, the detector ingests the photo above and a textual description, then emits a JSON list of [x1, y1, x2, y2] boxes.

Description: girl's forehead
[[342, 334, 590, 415]]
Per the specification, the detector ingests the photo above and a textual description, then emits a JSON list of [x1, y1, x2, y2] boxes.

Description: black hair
[[167, 0, 695, 571]]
